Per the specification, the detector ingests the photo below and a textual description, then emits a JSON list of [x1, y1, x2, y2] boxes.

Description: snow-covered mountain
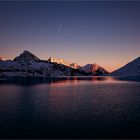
[[111, 57, 140, 76], [0, 50, 87, 77], [48, 56, 108, 75], [0, 50, 109, 77], [80, 63, 109, 75]]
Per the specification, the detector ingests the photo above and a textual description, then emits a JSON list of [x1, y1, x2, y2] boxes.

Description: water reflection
[[0, 76, 140, 86], [0, 76, 140, 138]]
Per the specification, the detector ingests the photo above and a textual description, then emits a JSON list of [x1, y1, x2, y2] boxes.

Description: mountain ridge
[[48, 56, 108, 74], [111, 57, 140, 76], [1, 50, 140, 77], [0, 50, 108, 77]]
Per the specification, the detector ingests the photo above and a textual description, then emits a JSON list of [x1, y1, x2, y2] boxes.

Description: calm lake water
[[0, 76, 140, 138]]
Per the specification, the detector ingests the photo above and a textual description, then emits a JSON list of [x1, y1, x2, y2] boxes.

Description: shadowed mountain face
[[13, 50, 40, 65], [0, 50, 109, 77], [112, 57, 140, 76]]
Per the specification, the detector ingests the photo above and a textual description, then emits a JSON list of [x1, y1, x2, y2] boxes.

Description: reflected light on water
[[48, 76, 130, 87], [0, 76, 139, 88]]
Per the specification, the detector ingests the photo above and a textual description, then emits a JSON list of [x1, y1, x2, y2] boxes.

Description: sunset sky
[[0, 1, 140, 72]]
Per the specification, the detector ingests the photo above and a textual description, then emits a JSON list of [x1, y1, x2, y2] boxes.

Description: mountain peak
[[81, 63, 108, 75], [23, 50, 32, 54], [13, 50, 40, 65]]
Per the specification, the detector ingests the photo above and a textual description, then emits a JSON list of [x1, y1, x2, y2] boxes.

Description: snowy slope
[[0, 60, 24, 71], [112, 57, 140, 76]]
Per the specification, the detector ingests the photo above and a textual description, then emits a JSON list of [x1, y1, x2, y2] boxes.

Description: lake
[[0, 76, 140, 138]]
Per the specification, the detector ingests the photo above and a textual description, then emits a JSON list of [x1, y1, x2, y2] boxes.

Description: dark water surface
[[0, 76, 140, 138]]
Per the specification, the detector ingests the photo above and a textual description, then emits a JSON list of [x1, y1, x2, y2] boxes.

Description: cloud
[[57, 24, 75, 32], [58, 24, 63, 32], [69, 26, 75, 32]]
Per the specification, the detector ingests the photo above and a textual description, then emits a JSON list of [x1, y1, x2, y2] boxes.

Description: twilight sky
[[0, 1, 140, 72]]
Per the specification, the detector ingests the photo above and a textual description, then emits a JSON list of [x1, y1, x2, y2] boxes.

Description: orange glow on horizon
[[103, 65, 123, 73]]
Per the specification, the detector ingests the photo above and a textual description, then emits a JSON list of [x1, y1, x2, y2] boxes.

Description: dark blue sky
[[0, 1, 140, 71]]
